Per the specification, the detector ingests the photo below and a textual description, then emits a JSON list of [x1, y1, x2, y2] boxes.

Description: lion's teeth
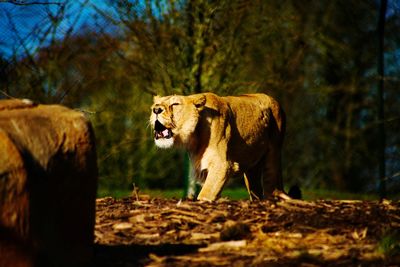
[[162, 129, 169, 137]]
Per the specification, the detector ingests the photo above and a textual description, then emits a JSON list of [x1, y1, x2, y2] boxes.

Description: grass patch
[[142, 189, 183, 199], [97, 187, 250, 200], [220, 187, 379, 201], [97, 188, 132, 198], [222, 188, 379, 200], [97, 186, 381, 201], [221, 188, 250, 200], [97, 187, 184, 199], [301, 188, 379, 201]]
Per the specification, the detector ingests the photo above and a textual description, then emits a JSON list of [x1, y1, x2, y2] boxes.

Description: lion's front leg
[[196, 152, 230, 201], [197, 167, 229, 201]]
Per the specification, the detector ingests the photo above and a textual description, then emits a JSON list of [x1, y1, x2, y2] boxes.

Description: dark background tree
[[1, 0, 399, 197], [377, 0, 388, 198]]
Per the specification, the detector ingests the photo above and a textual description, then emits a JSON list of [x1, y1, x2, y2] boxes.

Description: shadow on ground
[[94, 244, 203, 267]]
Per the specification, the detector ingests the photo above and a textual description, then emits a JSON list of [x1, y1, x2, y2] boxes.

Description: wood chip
[[199, 240, 247, 252], [112, 222, 133, 230], [94, 197, 400, 266], [190, 232, 219, 240]]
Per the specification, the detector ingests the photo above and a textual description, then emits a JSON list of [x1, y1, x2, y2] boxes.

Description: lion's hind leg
[[244, 167, 263, 201], [262, 147, 284, 196]]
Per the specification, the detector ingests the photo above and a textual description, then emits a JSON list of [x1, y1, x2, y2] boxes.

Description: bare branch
[[0, 89, 16, 99], [0, 0, 63, 6]]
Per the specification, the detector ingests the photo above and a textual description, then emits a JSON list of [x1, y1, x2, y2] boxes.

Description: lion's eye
[[171, 103, 180, 108]]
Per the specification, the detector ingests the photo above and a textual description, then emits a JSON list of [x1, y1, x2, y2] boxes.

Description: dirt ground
[[94, 194, 400, 267]]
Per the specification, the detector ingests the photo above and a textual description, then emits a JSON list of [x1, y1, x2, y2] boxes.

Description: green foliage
[[1, 0, 400, 196], [378, 230, 400, 258]]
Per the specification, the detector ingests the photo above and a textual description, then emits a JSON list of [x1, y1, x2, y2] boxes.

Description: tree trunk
[[377, 0, 387, 199]]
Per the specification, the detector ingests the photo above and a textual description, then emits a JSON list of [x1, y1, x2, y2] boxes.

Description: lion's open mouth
[[154, 120, 173, 139]]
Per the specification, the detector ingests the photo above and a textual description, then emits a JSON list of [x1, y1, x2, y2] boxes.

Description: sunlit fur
[[150, 94, 205, 147], [150, 92, 285, 202], [154, 137, 174, 149]]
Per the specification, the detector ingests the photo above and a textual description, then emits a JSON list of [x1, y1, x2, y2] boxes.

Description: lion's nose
[[153, 107, 163, 114]]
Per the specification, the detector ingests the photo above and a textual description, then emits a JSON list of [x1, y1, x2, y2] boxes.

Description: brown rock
[[0, 99, 98, 267]]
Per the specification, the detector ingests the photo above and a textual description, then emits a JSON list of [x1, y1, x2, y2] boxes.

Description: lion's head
[[150, 94, 206, 149]]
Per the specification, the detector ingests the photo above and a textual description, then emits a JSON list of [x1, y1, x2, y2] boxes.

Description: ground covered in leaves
[[94, 195, 400, 267]]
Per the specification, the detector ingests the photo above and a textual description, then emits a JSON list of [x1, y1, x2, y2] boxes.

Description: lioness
[[150, 92, 285, 201]]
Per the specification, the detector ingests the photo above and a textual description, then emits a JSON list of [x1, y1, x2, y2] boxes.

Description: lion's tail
[[277, 107, 286, 142], [270, 99, 286, 146]]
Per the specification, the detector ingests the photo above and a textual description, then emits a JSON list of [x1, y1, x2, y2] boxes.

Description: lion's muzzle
[[154, 120, 173, 140]]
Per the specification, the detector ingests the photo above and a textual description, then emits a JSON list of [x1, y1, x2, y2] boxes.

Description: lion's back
[[222, 94, 285, 137]]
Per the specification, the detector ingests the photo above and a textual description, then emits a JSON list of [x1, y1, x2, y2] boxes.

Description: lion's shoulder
[[209, 93, 285, 137]]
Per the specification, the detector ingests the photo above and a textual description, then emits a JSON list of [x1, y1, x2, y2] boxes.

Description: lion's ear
[[153, 95, 160, 103], [193, 95, 206, 109]]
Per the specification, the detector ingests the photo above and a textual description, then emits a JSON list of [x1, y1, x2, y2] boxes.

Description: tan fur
[[150, 92, 285, 201]]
